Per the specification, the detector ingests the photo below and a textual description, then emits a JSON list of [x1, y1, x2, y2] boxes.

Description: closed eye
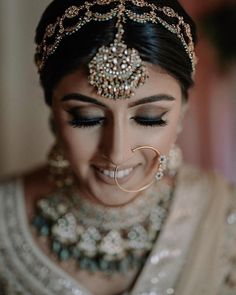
[[68, 117, 105, 128], [132, 112, 168, 127]]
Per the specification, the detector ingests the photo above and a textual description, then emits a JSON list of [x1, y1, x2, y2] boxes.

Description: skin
[[23, 63, 186, 295], [52, 64, 184, 206]]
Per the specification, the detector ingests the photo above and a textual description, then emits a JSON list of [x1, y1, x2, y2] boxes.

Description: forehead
[[53, 64, 182, 104]]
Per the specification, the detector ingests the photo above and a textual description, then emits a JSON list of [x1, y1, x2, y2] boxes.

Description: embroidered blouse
[[0, 165, 236, 295]]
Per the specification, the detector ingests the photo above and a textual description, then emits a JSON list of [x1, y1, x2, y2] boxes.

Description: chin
[[74, 165, 151, 206], [89, 179, 147, 207]]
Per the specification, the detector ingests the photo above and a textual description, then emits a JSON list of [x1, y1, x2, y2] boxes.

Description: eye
[[68, 117, 105, 128], [66, 108, 105, 128], [132, 112, 168, 127]]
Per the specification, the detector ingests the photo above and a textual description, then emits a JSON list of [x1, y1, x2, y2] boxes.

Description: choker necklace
[[33, 181, 174, 275]]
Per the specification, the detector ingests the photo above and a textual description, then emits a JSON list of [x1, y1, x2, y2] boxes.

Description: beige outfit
[[0, 165, 236, 295]]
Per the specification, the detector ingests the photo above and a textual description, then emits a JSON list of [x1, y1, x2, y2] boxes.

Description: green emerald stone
[[79, 257, 90, 269], [33, 216, 45, 229], [99, 259, 109, 271], [119, 257, 130, 273], [52, 241, 61, 253], [72, 248, 81, 258], [59, 249, 70, 260], [40, 225, 49, 236]]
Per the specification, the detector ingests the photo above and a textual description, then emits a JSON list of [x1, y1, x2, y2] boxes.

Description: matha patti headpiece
[[35, 0, 197, 100]]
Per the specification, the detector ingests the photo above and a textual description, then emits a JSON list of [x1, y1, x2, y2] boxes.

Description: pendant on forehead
[[36, 0, 196, 95], [88, 22, 149, 100]]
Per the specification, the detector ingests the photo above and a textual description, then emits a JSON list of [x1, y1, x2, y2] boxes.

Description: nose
[[100, 116, 133, 166]]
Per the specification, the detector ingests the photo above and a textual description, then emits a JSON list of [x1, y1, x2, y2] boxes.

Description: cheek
[[54, 111, 99, 171], [161, 123, 178, 152], [147, 107, 181, 154]]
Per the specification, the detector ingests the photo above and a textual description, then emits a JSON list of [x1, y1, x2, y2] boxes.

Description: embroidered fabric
[[0, 166, 235, 295], [0, 179, 92, 295], [220, 183, 236, 295]]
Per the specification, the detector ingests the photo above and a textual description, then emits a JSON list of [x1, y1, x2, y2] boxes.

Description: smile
[[99, 168, 134, 179]]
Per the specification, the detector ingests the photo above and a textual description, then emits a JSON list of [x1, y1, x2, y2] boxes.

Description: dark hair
[[35, 0, 197, 106]]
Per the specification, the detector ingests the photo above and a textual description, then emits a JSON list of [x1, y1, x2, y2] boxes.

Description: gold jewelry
[[114, 146, 168, 193], [35, 1, 197, 83], [48, 143, 74, 188], [88, 4, 148, 100]]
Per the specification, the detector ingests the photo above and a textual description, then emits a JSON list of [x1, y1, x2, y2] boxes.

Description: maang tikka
[[35, 0, 197, 100], [88, 2, 149, 99]]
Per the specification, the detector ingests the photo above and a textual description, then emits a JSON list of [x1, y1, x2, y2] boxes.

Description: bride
[[0, 1, 235, 294]]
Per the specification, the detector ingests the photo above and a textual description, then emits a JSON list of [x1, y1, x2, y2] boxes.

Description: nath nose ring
[[114, 145, 167, 193]]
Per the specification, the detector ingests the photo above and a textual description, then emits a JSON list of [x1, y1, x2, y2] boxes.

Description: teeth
[[100, 168, 133, 179]]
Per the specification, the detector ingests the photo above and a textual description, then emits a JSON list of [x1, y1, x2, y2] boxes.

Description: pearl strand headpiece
[[35, 0, 197, 99]]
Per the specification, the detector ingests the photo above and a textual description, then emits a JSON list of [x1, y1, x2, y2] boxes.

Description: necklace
[[33, 181, 174, 275]]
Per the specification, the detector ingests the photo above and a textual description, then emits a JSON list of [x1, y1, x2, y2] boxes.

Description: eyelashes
[[68, 113, 168, 129], [68, 117, 105, 128], [66, 108, 104, 128], [133, 115, 168, 127]]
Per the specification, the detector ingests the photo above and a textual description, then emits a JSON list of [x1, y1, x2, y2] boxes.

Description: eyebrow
[[61, 93, 106, 107], [61, 93, 175, 107], [128, 94, 175, 107]]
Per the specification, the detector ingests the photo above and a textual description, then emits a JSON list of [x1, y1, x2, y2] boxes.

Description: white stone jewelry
[[35, 0, 197, 99], [33, 181, 173, 274]]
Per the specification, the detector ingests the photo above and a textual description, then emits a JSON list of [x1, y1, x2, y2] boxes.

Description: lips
[[93, 164, 139, 184]]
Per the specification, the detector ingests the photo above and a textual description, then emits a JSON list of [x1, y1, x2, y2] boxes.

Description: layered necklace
[[33, 181, 174, 275]]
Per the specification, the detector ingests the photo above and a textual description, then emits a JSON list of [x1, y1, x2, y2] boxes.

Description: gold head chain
[[35, 0, 197, 100]]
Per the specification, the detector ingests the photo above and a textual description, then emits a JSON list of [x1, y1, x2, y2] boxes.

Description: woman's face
[[52, 64, 184, 205]]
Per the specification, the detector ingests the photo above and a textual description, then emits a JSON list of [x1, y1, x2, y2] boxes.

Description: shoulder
[[0, 178, 22, 238], [176, 163, 235, 235], [0, 165, 55, 220], [178, 163, 235, 198], [179, 163, 229, 184], [181, 165, 236, 294], [176, 164, 236, 294]]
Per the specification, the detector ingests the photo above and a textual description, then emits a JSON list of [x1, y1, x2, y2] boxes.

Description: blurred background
[[0, 0, 235, 184]]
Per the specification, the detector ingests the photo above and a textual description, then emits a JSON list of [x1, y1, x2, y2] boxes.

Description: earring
[[166, 145, 183, 177], [47, 142, 74, 188], [155, 155, 168, 181]]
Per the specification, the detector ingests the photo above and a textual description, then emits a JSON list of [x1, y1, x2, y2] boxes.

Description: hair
[[35, 0, 197, 106]]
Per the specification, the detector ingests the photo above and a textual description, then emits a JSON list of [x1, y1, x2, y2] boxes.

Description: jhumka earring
[[166, 145, 183, 177], [47, 143, 74, 188], [114, 146, 168, 193]]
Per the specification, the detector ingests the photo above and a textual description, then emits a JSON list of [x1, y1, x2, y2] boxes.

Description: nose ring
[[114, 145, 167, 193]]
